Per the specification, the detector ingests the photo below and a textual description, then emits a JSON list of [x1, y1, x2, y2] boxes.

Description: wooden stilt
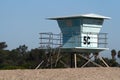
[[78, 54, 102, 67], [55, 47, 61, 67], [70, 53, 74, 68], [35, 60, 44, 69], [74, 53, 77, 68], [99, 56, 109, 67]]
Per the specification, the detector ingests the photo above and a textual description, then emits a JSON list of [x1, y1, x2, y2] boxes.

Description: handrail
[[39, 32, 108, 48]]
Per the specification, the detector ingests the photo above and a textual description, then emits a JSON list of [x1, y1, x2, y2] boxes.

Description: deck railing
[[39, 32, 108, 49]]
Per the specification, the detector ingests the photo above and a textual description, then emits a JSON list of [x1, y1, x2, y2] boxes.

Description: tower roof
[[48, 13, 111, 20]]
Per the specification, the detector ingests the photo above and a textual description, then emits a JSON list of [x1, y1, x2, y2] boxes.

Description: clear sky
[[0, 0, 120, 54]]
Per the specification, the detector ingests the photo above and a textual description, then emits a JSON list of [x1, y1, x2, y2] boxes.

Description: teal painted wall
[[57, 19, 82, 48]]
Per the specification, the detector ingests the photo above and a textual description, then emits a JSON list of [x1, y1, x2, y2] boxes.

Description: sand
[[0, 67, 120, 80]]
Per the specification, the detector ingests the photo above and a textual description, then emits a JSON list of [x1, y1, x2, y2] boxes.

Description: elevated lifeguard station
[[39, 13, 110, 68]]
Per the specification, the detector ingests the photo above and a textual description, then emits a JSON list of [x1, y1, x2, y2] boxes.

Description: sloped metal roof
[[48, 13, 111, 20]]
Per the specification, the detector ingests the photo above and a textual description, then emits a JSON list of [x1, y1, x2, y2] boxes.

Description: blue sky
[[0, 0, 120, 55]]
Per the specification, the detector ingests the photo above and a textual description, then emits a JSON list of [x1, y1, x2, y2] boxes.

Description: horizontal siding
[[82, 26, 101, 33]]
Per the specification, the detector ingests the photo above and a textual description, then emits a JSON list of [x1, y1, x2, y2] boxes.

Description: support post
[[99, 56, 109, 67], [74, 53, 77, 68], [70, 53, 74, 68], [78, 54, 102, 67]]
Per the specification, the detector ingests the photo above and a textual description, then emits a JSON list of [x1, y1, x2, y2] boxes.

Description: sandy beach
[[0, 67, 119, 80]]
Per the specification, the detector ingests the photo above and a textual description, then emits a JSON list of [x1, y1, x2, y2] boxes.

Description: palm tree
[[111, 49, 116, 60], [117, 50, 120, 58]]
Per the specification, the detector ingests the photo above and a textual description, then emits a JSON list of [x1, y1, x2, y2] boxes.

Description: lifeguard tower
[[39, 13, 110, 68]]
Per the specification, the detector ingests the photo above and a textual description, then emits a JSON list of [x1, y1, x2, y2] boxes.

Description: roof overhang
[[47, 13, 111, 20]]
